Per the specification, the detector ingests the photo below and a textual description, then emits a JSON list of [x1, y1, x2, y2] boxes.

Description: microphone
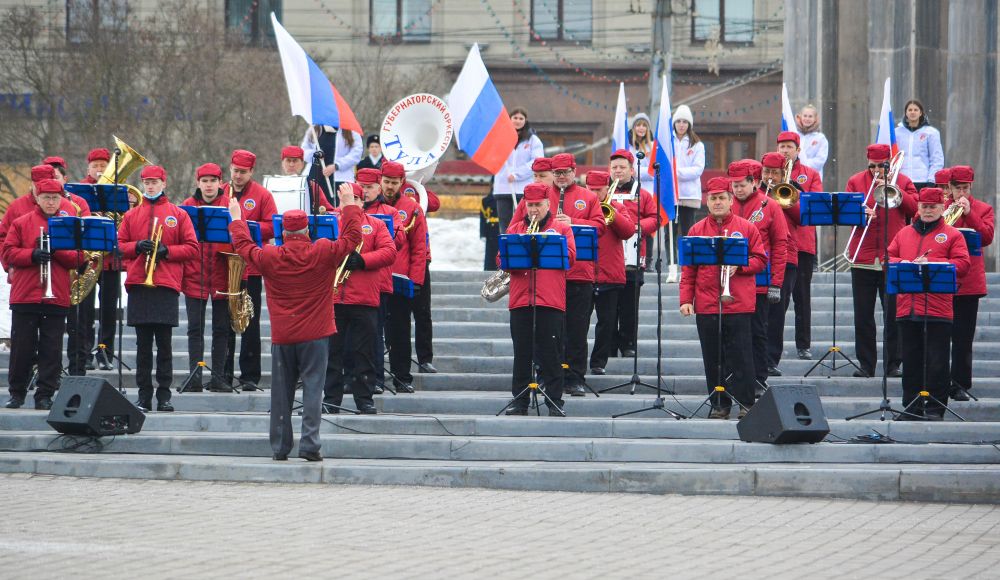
[[636, 151, 645, 160]]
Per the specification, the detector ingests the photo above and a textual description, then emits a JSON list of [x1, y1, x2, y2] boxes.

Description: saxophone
[[219, 252, 254, 333], [480, 214, 539, 303], [66, 195, 104, 306]]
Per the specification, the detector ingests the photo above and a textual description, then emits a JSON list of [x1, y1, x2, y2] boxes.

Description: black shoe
[[568, 384, 586, 397], [240, 381, 262, 392], [888, 367, 903, 378], [797, 349, 812, 360], [157, 400, 174, 412], [4, 397, 24, 409], [373, 383, 384, 395], [273, 453, 288, 461], [357, 403, 377, 415], [895, 411, 925, 421], [395, 382, 415, 393], [767, 366, 782, 377], [85, 358, 97, 371], [505, 406, 528, 416], [590, 367, 606, 376], [96, 350, 113, 371], [417, 362, 438, 374], [298, 450, 323, 462], [322, 402, 341, 414], [950, 386, 971, 402], [621, 349, 636, 358], [547, 403, 566, 417], [135, 398, 152, 412], [34, 397, 53, 411], [708, 407, 730, 420], [737, 406, 751, 419], [207, 381, 232, 393], [852, 369, 872, 378]]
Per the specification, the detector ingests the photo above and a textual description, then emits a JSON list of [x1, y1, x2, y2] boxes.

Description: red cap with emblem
[[281, 146, 304, 160], [586, 171, 610, 187], [87, 148, 111, 163], [918, 187, 945, 204], [706, 177, 732, 195], [523, 182, 549, 202], [196, 163, 223, 180], [551, 153, 576, 170], [532, 157, 552, 172], [380, 161, 406, 178], [866, 144, 891, 163], [609, 149, 634, 164], [140, 165, 167, 182], [761, 152, 786, 169], [231, 149, 256, 169], [43, 156, 66, 168], [282, 209, 308, 232], [31, 164, 56, 182], [356, 168, 381, 184], [35, 179, 63, 195], [934, 168, 952, 186], [727, 160, 753, 182], [744, 159, 763, 181], [776, 131, 800, 146], [950, 165, 974, 183]]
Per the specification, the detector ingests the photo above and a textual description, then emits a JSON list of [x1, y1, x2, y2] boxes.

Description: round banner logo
[[730, 231, 744, 239], [243, 198, 256, 211], [164, 216, 178, 228], [935, 233, 948, 244], [397, 209, 408, 221], [796, 174, 807, 184], [380, 93, 454, 172], [58, 210, 69, 217], [361, 224, 373, 235], [574, 199, 586, 211]]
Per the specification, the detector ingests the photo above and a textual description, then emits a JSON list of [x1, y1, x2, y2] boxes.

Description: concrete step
[[429, 271, 1000, 284]]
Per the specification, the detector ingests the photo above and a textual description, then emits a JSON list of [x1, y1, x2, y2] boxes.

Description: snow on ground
[[428, 217, 485, 271]]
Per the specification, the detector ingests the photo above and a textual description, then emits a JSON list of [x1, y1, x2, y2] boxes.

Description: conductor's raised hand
[[338, 183, 358, 207], [229, 196, 242, 221]]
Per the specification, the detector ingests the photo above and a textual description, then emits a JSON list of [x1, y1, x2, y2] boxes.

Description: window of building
[[66, 0, 128, 43], [699, 133, 754, 170], [225, 0, 282, 46], [370, 0, 432, 44], [531, 0, 592, 43], [691, 0, 754, 44]]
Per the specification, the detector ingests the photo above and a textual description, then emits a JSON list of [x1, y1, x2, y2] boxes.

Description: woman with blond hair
[[628, 113, 655, 191], [796, 104, 829, 179]]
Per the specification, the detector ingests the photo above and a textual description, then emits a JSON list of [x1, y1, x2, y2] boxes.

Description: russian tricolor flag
[[611, 83, 629, 152], [448, 44, 518, 174], [270, 13, 362, 134], [780, 83, 798, 134], [874, 77, 898, 156], [649, 75, 677, 224]]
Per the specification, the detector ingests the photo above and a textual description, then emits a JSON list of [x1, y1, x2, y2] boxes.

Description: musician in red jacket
[[228, 186, 363, 462], [118, 166, 199, 412], [504, 183, 576, 416], [222, 149, 277, 391], [400, 179, 440, 375], [324, 184, 397, 414], [1, 179, 81, 410], [532, 157, 554, 187], [0, 165, 78, 265], [888, 187, 970, 419], [729, 160, 788, 396], [379, 161, 427, 393], [945, 166, 995, 401], [181, 163, 233, 392], [679, 177, 768, 419], [608, 149, 659, 359], [585, 170, 635, 374], [844, 144, 919, 378], [280, 146, 335, 213]]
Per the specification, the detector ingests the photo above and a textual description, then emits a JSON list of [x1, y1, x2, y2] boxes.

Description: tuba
[[767, 158, 799, 209], [481, 214, 540, 302], [98, 136, 148, 219], [219, 252, 254, 333]]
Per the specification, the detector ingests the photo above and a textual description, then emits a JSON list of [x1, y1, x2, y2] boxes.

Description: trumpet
[[143, 218, 163, 287], [333, 241, 363, 290], [719, 229, 734, 304], [39, 227, 55, 300], [942, 195, 965, 226], [600, 179, 620, 225], [844, 151, 905, 264], [767, 158, 799, 209]]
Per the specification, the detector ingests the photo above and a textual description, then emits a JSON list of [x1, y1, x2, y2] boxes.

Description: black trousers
[[766, 264, 797, 367], [374, 293, 388, 386], [185, 296, 232, 386], [899, 319, 952, 414], [96, 269, 121, 353], [66, 290, 96, 375], [324, 303, 378, 407], [616, 269, 644, 353], [751, 293, 769, 381], [135, 323, 173, 402], [564, 281, 594, 388], [668, 207, 699, 263], [228, 275, 262, 385], [496, 194, 516, 237], [8, 310, 65, 400], [510, 306, 564, 408], [793, 251, 814, 349], [386, 292, 413, 385], [851, 268, 901, 375], [695, 313, 755, 410], [951, 295, 980, 391], [590, 286, 621, 369], [413, 264, 433, 364]]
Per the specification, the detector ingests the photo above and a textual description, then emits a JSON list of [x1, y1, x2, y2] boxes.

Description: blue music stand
[[65, 183, 131, 214], [887, 261, 963, 421], [392, 273, 414, 298], [272, 214, 339, 246], [371, 213, 395, 234], [47, 216, 117, 252], [678, 235, 751, 418], [181, 206, 232, 244], [570, 225, 598, 262], [958, 228, 982, 257], [495, 231, 570, 417], [246, 221, 263, 247]]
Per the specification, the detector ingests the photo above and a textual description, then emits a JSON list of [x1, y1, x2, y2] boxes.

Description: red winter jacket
[[402, 181, 439, 262], [383, 194, 427, 286], [118, 195, 200, 293], [595, 199, 635, 285], [612, 184, 660, 267], [888, 219, 970, 320], [229, 205, 363, 344], [222, 180, 277, 277], [1, 207, 81, 308], [788, 159, 823, 255], [333, 213, 396, 308], [733, 190, 788, 293], [0, 194, 78, 271], [181, 193, 232, 300], [844, 169, 919, 266], [364, 199, 406, 294], [948, 197, 994, 297], [504, 212, 577, 311], [679, 213, 768, 315], [512, 183, 605, 282]]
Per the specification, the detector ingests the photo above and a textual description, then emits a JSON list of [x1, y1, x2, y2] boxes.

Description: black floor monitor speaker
[[737, 384, 829, 444], [47, 377, 145, 436]]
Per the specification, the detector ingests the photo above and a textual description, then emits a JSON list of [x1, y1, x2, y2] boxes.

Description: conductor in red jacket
[[117, 166, 199, 412], [584, 170, 635, 375], [945, 165, 995, 400], [228, 185, 363, 462], [1, 179, 81, 410], [679, 177, 768, 419], [888, 187, 970, 419], [505, 182, 577, 416]]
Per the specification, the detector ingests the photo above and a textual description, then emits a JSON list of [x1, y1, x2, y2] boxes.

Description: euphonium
[[142, 218, 163, 287], [333, 241, 363, 290], [70, 251, 104, 305], [219, 252, 254, 333], [39, 227, 55, 300], [767, 158, 799, 209], [942, 195, 965, 226], [480, 214, 539, 302]]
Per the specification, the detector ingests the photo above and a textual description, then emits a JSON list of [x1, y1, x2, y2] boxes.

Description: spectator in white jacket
[[672, 104, 706, 239], [895, 99, 944, 188], [301, 125, 364, 201], [795, 105, 829, 180], [494, 108, 544, 233], [629, 113, 654, 191]]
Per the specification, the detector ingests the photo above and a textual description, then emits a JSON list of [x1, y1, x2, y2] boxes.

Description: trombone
[[844, 151, 904, 264], [766, 158, 799, 209], [143, 217, 164, 287]]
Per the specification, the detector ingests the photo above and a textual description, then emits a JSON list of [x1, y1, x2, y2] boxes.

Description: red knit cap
[[744, 159, 763, 181], [282, 209, 308, 231], [35, 179, 63, 195], [727, 160, 753, 182], [950, 165, 974, 183], [776, 131, 800, 146], [934, 168, 952, 186], [196, 163, 223, 180], [586, 171, 610, 187], [31, 164, 56, 182], [866, 144, 891, 162], [356, 168, 381, 184], [281, 146, 304, 160], [918, 187, 945, 205], [43, 156, 66, 168], [231, 149, 256, 169], [380, 161, 406, 178], [706, 177, 732, 195], [551, 153, 576, 170], [609, 149, 634, 164], [761, 152, 786, 169], [523, 182, 549, 202], [87, 148, 111, 162], [532, 157, 552, 172], [140, 165, 167, 182]]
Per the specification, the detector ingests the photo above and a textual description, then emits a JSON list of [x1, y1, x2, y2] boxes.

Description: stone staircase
[[1, 271, 998, 502]]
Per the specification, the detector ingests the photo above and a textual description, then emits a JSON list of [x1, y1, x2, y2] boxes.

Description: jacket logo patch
[[935, 233, 947, 244], [243, 199, 256, 211], [545, 228, 557, 233], [730, 231, 744, 239], [164, 216, 178, 228], [750, 212, 763, 223], [403, 186, 416, 196], [397, 209, 408, 221], [58, 210, 69, 217], [811, 140, 818, 146], [574, 199, 586, 211], [687, 149, 694, 156], [796, 174, 807, 184], [919, 134, 927, 141], [361, 224, 373, 235]]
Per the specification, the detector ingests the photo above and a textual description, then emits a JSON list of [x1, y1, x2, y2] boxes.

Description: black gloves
[[136, 240, 154, 254], [31, 248, 51, 264], [412, 283, 422, 297], [345, 252, 365, 271], [155, 244, 168, 260], [767, 285, 781, 304]]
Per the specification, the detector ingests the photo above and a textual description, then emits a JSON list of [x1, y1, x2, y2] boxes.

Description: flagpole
[[309, 124, 338, 207]]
